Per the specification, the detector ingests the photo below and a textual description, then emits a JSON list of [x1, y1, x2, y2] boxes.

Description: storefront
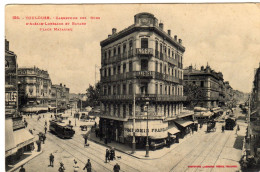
[[99, 118, 124, 143], [174, 119, 194, 138], [167, 122, 180, 144], [124, 120, 168, 148]]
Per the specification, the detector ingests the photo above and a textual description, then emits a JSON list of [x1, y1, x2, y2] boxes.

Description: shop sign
[[124, 120, 168, 137]]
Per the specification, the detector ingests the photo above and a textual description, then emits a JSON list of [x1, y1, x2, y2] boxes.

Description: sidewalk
[[89, 125, 207, 160], [6, 148, 43, 172]]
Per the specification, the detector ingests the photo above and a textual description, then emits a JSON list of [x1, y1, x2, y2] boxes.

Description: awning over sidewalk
[[168, 123, 180, 135], [13, 129, 35, 150], [5, 119, 17, 157], [194, 111, 213, 117], [174, 120, 194, 127]]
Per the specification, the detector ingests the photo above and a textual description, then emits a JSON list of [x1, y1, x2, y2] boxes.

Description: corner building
[[99, 13, 190, 147]]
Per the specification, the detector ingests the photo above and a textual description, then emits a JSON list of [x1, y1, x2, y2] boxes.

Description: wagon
[[207, 120, 216, 132]]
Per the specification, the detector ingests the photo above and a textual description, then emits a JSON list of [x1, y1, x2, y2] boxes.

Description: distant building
[[18, 66, 52, 113], [183, 64, 225, 108], [5, 39, 34, 165], [50, 83, 70, 112], [99, 13, 192, 148]]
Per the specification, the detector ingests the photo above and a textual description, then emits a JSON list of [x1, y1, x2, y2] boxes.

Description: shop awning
[[168, 123, 180, 135], [150, 134, 168, 140], [194, 111, 213, 117], [5, 119, 17, 157], [13, 129, 35, 150], [174, 120, 194, 127]]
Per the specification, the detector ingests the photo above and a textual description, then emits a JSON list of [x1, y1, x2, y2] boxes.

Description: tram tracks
[[28, 116, 143, 172]]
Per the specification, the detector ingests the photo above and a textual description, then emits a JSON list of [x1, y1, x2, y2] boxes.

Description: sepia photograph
[[4, 3, 260, 172]]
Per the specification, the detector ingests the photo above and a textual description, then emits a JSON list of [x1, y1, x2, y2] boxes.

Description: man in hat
[[49, 153, 54, 167]]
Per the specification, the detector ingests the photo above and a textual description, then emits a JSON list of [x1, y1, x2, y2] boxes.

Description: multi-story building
[[5, 39, 34, 165], [18, 67, 52, 113], [183, 64, 225, 108], [99, 13, 190, 147], [50, 83, 70, 112], [223, 81, 234, 106], [249, 63, 260, 159]]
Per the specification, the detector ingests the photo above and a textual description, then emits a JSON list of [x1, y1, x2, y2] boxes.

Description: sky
[[5, 4, 260, 93]]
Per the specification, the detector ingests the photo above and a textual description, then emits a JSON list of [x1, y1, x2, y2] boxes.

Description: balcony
[[100, 94, 187, 102], [101, 71, 183, 84], [136, 48, 153, 56]]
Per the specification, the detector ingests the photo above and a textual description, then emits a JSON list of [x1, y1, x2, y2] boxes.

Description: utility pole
[[55, 87, 58, 115], [132, 83, 136, 154]]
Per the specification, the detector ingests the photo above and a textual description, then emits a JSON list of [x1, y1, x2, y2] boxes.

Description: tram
[[49, 120, 75, 138]]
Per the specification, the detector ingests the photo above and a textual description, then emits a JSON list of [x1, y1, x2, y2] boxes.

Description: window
[[160, 63, 162, 73], [118, 105, 120, 117], [104, 86, 107, 95], [108, 68, 111, 76], [123, 63, 126, 73], [129, 83, 133, 95], [123, 84, 126, 95], [108, 104, 111, 114], [201, 81, 204, 87], [160, 84, 162, 95], [129, 41, 133, 50], [168, 48, 170, 57], [168, 67, 170, 75], [104, 69, 107, 77], [113, 85, 116, 95], [169, 85, 171, 95], [155, 83, 158, 94], [155, 41, 158, 51], [114, 47, 116, 56], [164, 65, 167, 74], [117, 84, 120, 95], [172, 86, 175, 95], [165, 85, 167, 95], [108, 50, 111, 58], [117, 65, 121, 74], [172, 68, 174, 76], [129, 61, 133, 72], [155, 61, 158, 72], [141, 59, 148, 71], [118, 46, 121, 56], [123, 44, 126, 53], [113, 66, 116, 75], [123, 104, 126, 118], [113, 104, 116, 116], [108, 86, 111, 95], [172, 51, 174, 59], [141, 38, 148, 48], [129, 104, 132, 116]]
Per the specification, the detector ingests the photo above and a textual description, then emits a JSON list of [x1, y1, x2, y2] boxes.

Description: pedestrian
[[110, 147, 115, 161], [36, 139, 41, 152], [73, 160, 80, 172], [42, 134, 46, 144], [24, 121, 28, 128], [95, 128, 99, 137], [58, 162, 65, 172], [113, 163, 120, 172], [222, 125, 225, 133], [49, 153, 54, 167], [105, 149, 110, 163], [19, 165, 25, 172], [45, 120, 47, 126], [237, 125, 240, 131], [69, 120, 71, 126], [83, 159, 92, 172], [84, 134, 88, 147], [44, 126, 47, 134], [51, 114, 53, 118], [43, 114, 45, 118]]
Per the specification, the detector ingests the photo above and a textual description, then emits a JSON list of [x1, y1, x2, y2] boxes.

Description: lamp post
[[145, 101, 149, 157]]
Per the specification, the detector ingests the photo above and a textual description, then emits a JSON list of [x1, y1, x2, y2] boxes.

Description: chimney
[[189, 65, 193, 72], [112, 28, 117, 35], [174, 35, 177, 41], [159, 23, 164, 30], [108, 34, 111, 38], [178, 39, 182, 44], [167, 30, 171, 36], [201, 66, 204, 71]]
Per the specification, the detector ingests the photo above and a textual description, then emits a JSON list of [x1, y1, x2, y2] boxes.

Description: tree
[[183, 83, 207, 108], [86, 82, 101, 107]]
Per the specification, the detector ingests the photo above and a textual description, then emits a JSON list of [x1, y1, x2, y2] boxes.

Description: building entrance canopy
[[168, 123, 180, 135], [124, 120, 168, 139], [174, 120, 194, 127]]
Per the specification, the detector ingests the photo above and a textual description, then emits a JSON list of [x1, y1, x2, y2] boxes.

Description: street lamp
[[145, 101, 149, 157]]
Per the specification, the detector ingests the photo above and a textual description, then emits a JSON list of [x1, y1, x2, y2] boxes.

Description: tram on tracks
[[49, 120, 75, 138]]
